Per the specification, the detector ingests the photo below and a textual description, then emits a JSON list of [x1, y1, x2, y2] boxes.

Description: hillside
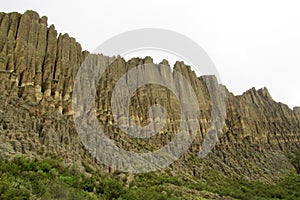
[[0, 10, 300, 199]]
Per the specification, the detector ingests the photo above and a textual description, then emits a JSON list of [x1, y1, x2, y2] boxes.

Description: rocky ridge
[[0, 10, 299, 182]]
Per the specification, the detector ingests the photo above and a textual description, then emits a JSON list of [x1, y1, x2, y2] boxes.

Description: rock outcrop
[[0, 10, 299, 182]]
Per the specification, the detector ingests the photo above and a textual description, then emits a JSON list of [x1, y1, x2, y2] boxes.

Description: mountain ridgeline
[[0, 10, 300, 185]]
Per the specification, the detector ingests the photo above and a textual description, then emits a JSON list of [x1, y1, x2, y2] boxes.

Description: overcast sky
[[1, 0, 300, 108]]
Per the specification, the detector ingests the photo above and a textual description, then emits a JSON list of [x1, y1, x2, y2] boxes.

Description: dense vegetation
[[0, 156, 300, 200]]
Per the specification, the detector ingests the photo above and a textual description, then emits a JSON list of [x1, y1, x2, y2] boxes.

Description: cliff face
[[0, 10, 299, 182], [0, 10, 91, 167], [0, 10, 88, 113]]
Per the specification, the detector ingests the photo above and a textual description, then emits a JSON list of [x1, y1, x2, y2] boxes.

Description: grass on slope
[[0, 156, 299, 200]]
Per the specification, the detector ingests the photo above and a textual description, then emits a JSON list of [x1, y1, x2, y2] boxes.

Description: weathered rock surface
[[0, 10, 299, 182]]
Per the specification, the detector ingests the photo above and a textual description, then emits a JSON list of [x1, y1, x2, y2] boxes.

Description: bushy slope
[[1, 156, 299, 200]]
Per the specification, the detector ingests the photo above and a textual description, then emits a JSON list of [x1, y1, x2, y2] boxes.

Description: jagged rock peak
[[257, 87, 273, 101], [294, 107, 300, 112], [143, 56, 153, 64], [159, 59, 170, 66]]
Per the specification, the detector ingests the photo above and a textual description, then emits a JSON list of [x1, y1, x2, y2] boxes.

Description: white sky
[[1, 0, 300, 108]]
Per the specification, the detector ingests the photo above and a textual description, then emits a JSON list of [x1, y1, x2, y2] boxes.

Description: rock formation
[[0, 10, 299, 182]]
